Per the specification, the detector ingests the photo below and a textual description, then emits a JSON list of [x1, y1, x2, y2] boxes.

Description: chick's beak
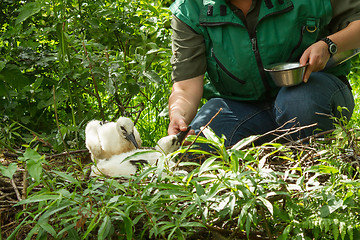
[[126, 132, 139, 148], [175, 126, 191, 144]]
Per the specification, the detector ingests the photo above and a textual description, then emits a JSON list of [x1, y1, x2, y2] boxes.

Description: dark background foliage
[[0, 0, 174, 152]]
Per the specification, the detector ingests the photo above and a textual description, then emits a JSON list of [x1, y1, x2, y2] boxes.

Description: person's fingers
[[299, 49, 310, 67], [168, 118, 188, 135], [300, 49, 311, 82], [303, 63, 314, 83]]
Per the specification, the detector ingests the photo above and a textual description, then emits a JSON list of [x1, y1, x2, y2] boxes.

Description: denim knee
[[274, 72, 354, 138]]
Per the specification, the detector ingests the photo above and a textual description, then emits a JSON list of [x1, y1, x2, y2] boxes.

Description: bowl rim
[[264, 62, 309, 72]]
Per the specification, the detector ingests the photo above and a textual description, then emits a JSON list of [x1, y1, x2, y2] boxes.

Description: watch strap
[[321, 37, 337, 57]]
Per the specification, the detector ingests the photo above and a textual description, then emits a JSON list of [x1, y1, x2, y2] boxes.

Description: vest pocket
[[287, 18, 320, 61], [207, 48, 258, 99], [212, 49, 245, 84]]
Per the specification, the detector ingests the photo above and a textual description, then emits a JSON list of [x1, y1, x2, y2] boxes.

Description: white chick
[[85, 117, 142, 161], [90, 127, 190, 177]]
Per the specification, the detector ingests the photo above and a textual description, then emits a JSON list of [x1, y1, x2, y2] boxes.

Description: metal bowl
[[264, 62, 308, 87]]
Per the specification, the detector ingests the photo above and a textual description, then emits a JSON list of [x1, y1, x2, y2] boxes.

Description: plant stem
[[53, 86, 69, 154], [0, 139, 17, 153], [175, 108, 223, 167], [82, 41, 105, 121], [259, 206, 272, 239]]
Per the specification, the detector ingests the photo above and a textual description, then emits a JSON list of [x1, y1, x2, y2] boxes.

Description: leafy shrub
[[0, 0, 173, 151], [2, 125, 359, 239]]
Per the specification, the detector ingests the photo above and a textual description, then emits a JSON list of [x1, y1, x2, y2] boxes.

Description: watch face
[[329, 44, 337, 54]]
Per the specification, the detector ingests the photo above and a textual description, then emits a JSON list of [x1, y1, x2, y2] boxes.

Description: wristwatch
[[321, 37, 337, 57]]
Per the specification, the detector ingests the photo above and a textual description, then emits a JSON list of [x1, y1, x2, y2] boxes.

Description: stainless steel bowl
[[264, 48, 360, 87], [264, 62, 308, 87]]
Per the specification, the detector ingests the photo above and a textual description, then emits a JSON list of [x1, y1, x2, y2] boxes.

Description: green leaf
[[201, 126, 222, 144], [98, 215, 112, 240], [19, 148, 44, 183], [306, 165, 339, 174], [22, 148, 42, 161], [239, 199, 255, 224], [0, 162, 18, 179], [180, 222, 205, 228], [207, 182, 222, 200], [57, 224, 79, 239], [16, 194, 60, 205], [25, 223, 40, 240], [339, 221, 346, 240], [347, 225, 354, 240], [26, 159, 43, 183], [123, 216, 133, 240], [195, 182, 205, 196], [198, 156, 217, 175], [277, 224, 292, 240], [0, 61, 6, 71], [231, 135, 258, 150], [38, 219, 57, 237], [53, 170, 80, 186], [230, 152, 240, 172], [257, 196, 273, 216], [158, 222, 176, 234], [319, 200, 343, 218], [333, 219, 340, 240], [39, 200, 74, 220], [56, 23, 71, 65], [0, 64, 29, 90], [16, 2, 42, 25], [142, 70, 161, 84]]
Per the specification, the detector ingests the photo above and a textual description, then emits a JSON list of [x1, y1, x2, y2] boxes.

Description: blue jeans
[[190, 72, 354, 147]]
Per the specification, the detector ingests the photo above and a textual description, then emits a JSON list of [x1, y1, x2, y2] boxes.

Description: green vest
[[170, 0, 351, 101]]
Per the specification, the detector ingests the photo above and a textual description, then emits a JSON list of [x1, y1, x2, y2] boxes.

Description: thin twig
[[139, 89, 161, 112], [286, 129, 335, 146], [175, 108, 223, 168], [45, 149, 90, 160], [133, 102, 144, 126], [227, 118, 311, 150], [10, 179, 21, 202], [22, 170, 28, 208], [270, 123, 318, 144]]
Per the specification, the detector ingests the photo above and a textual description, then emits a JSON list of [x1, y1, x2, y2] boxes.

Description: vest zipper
[[248, 5, 294, 98], [211, 48, 246, 84], [249, 34, 271, 99], [202, 4, 295, 98]]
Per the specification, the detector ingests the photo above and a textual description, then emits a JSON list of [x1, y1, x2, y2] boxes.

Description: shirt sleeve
[[170, 15, 207, 82], [329, 0, 360, 33]]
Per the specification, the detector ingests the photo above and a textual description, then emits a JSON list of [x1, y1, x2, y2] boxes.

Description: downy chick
[[91, 127, 190, 177], [85, 117, 142, 161]]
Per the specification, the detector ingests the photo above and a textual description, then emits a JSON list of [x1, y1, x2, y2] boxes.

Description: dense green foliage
[[0, 0, 173, 151], [3, 125, 360, 239], [1, 0, 360, 239]]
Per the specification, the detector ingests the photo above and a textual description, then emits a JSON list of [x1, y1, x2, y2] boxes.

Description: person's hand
[[168, 114, 188, 135], [299, 40, 331, 83], [168, 114, 195, 144]]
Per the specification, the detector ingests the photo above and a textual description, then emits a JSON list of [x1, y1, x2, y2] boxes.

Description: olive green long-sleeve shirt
[[171, 0, 360, 82]]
